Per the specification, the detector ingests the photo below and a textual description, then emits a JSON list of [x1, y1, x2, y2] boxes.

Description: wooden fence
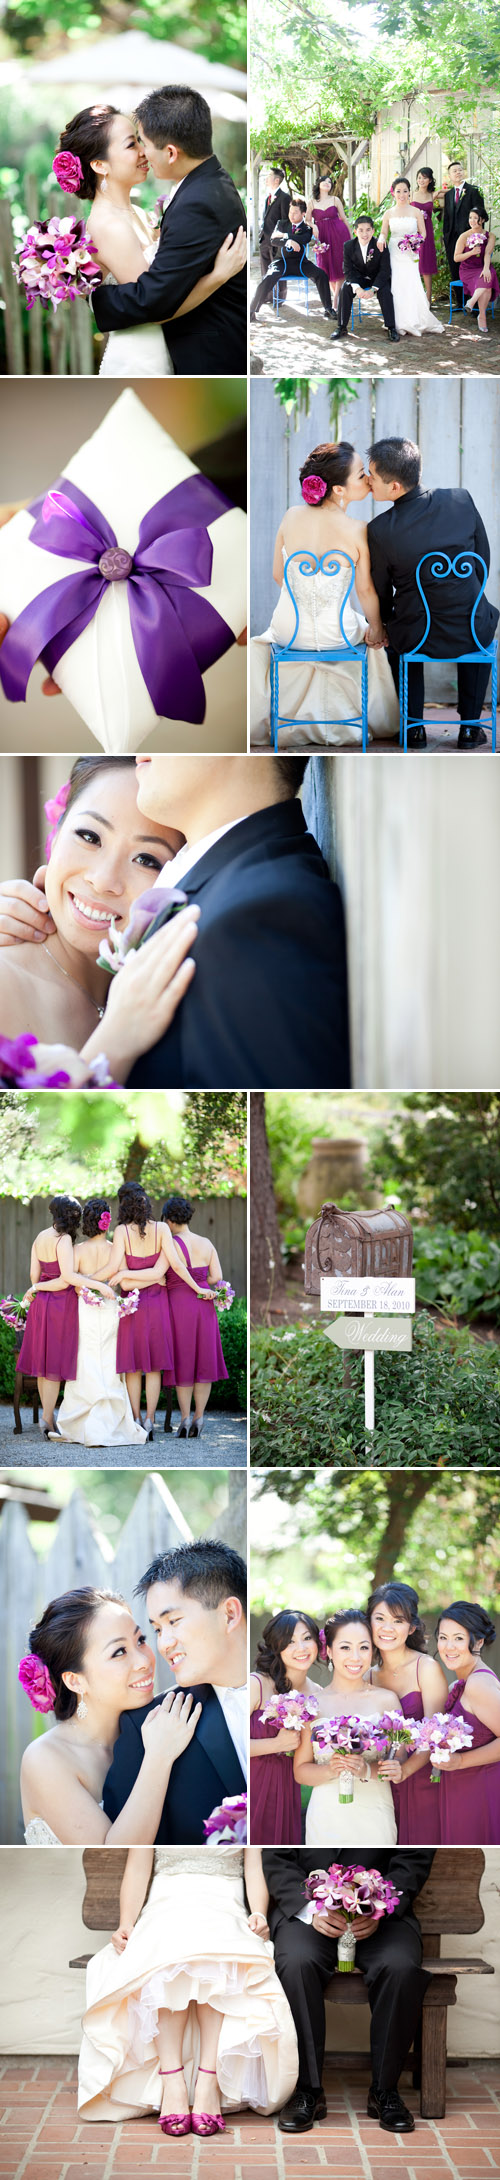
[[0, 1467, 247, 1843], [250, 376, 500, 701], [0, 176, 96, 376], [0, 1194, 247, 1300]]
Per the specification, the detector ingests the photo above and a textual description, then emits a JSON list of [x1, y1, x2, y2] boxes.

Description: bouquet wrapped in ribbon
[[203, 1792, 247, 1844], [305, 1862, 402, 1971], [414, 1711, 474, 1782], [310, 1712, 420, 1803], [261, 1690, 320, 1732], [0, 389, 247, 749], [13, 216, 101, 313]]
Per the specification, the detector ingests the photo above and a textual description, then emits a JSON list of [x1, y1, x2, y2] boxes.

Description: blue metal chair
[[269, 549, 369, 751], [449, 278, 495, 323], [399, 551, 497, 751], [351, 294, 380, 329], [272, 244, 310, 316]]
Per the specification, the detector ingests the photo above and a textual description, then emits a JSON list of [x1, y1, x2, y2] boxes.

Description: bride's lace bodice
[[25, 1817, 61, 1844], [154, 1846, 243, 1879], [272, 543, 363, 652]]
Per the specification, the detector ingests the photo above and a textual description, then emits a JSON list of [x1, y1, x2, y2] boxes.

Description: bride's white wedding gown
[[388, 215, 442, 336], [97, 205, 173, 379], [251, 544, 399, 745], [306, 1764, 397, 1847], [55, 1293, 148, 1447]]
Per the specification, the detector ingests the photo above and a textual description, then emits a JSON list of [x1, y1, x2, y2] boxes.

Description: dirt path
[[250, 273, 500, 376]]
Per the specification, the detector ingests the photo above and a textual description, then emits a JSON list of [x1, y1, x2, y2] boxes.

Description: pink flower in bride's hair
[[52, 151, 83, 194], [301, 474, 327, 505], [44, 779, 71, 857], [18, 1652, 56, 1712], [98, 1210, 111, 1232], [318, 1627, 328, 1661]]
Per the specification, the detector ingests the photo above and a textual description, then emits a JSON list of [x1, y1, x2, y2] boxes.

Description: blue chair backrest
[[281, 549, 358, 652], [275, 243, 310, 275], [411, 550, 491, 659]]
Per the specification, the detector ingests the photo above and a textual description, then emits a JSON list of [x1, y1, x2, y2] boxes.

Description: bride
[[53, 1194, 148, 1447], [78, 1844, 298, 2131], [250, 441, 399, 747], [54, 105, 246, 377], [294, 1609, 402, 1846], [19, 1586, 203, 1843], [0, 755, 198, 1086], [380, 178, 442, 338]]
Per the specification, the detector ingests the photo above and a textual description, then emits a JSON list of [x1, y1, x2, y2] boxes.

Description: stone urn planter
[[297, 1138, 367, 1219]]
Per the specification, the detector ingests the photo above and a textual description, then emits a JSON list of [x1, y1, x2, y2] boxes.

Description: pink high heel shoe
[[191, 2065, 226, 2137], [158, 2065, 191, 2136]]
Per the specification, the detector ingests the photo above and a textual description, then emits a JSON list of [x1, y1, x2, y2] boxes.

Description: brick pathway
[[250, 272, 500, 378], [1, 2058, 499, 2180]]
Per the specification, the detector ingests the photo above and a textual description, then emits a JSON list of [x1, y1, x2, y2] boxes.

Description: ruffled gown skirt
[[56, 1294, 147, 1446], [251, 565, 399, 746], [78, 1867, 298, 2120]]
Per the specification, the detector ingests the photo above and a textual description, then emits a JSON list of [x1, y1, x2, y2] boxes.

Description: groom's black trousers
[[387, 646, 491, 723], [271, 1912, 430, 2093], [338, 270, 396, 333]]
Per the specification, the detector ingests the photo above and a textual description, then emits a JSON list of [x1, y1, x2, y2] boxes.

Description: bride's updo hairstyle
[[117, 1181, 152, 1238], [367, 1581, 427, 1661], [435, 1602, 496, 1652], [49, 1194, 81, 1243], [55, 107, 120, 200], [323, 1607, 372, 1654], [27, 1586, 125, 1718], [391, 175, 410, 195], [299, 444, 355, 499], [254, 1609, 321, 1693], [162, 1194, 194, 1225], [82, 1195, 111, 1238]]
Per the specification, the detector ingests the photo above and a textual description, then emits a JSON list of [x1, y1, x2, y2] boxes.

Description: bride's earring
[[327, 1656, 333, 1675], [76, 1693, 88, 1719], [100, 175, 108, 193]]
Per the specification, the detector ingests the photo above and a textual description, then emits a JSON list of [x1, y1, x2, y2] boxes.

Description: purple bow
[[0, 473, 234, 722]]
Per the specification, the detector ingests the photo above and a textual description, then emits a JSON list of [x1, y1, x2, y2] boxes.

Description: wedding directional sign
[[319, 1273, 415, 1438], [326, 1315, 413, 1353]]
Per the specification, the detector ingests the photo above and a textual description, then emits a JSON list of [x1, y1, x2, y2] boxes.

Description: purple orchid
[[261, 1690, 320, 1730], [97, 886, 188, 976], [204, 1792, 247, 1844], [13, 216, 101, 313]]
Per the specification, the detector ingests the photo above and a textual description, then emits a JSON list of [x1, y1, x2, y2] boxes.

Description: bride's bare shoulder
[[0, 944, 39, 1032]]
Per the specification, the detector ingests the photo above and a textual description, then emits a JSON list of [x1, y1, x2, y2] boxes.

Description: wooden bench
[[70, 1848, 493, 2121]]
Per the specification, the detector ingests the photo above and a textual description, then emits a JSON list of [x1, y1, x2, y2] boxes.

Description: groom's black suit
[[92, 153, 247, 374], [368, 485, 498, 724], [443, 180, 486, 278], [127, 799, 350, 1091], [102, 1687, 245, 1844], [263, 1849, 434, 2097], [337, 234, 396, 332]]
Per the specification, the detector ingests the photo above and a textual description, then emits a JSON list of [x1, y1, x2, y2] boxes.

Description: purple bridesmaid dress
[[249, 1677, 302, 1846], [16, 1257, 78, 1380], [458, 234, 500, 302], [162, 1235, 229, 1389], [435, 1671, 500, 1845], [393, 1662, 441, 1846], [116, 1225, 173, 1375], [313, 202, 348, 281], [410, 197, 438, 276]]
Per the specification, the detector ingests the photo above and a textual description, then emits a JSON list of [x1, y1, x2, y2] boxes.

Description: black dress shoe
[[457, 724, 487, 748], [324, 306, 336, 318], [278, 2088, 327, 2133], [331, 325, 348, 339], [367, 2084, 415, 2133], [388, 327, 401, 340], [406, 724, 427, 747]]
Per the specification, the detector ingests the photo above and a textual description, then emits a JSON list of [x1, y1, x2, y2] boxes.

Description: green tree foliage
[[4, 0, 247, 72], [0, 1090, 246, 1200], [250, 1468, 500, 1610], [368, 1094, 500, 1233]]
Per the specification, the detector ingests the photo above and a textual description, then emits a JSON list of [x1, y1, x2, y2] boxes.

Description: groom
[[332, 216, 400, 342], [92, 86, 247, 373], [103, 1539, 247, 1843], [367, 437, 498, 747], [263, 1849, 434, 2135]]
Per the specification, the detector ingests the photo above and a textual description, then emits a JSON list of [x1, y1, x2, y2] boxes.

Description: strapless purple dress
[[162, 1235, 229, 1388], [16, 1257, 78, 1380], [394, 1677, 441, 1847], [411, 197, 438, 275], [250, 1677, 302, 1845], [116, 1225, 173, 1375], [313, 202, 348, 281], [435, 1673, 500, 1844], [458, 233, 500, 301]]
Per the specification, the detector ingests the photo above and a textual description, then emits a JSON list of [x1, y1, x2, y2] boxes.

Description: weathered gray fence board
[[462, 378, 500, 611], [250, 379, 290, 631], [0, 1194, 246, 1301]]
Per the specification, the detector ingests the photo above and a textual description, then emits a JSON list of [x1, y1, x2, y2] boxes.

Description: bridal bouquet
[[204, 1792, 247, 1844], [0, 1294, 29, 1331], [211, 1280, 236, 1314], [81, 1287, 104, 1308], [305, 1863, 402, 1971], [0, 1034, 115, 1089], [310, 1713, 419, 1803], [13, 217, 102, 312], [414, 1711, 474, 1783], [398, 234, 421, 259], [97, 887, 188, 977], [261, 1689, 320, 1736]]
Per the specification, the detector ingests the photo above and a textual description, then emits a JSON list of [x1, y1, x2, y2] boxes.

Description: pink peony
[[52, 151, 84, 195], [18, 1652, 56, 1712], [301, 474, 328, 504], [98, 1210, 111, 1231], [45, 779, 71, 857]]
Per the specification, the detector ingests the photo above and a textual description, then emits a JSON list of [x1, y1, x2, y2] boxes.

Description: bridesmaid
[[308, 174, 351, 308], [454, 209, 500, 335], [16, 1193, 106, 1437], [160, 1192, 228, 1441], [434, 1602, 500, 1843], [410, 167, 438, 301], [250, 1610, 320, 1845], [106, 1183, 208, 1442], [367, 1581, 448, 1845]]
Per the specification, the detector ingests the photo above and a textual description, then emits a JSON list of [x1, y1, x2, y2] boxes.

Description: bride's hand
[[213, 227, 247, 283], [83, 906, 201, 1082], [141, 1689, 203, 1765], [248, 1911, 270, 1937], [0, 875, 55, 949], [111, 1924, 133, 1953]]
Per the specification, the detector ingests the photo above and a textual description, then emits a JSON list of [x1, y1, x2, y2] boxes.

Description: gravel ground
[[250, 275, 500, 376], [0, 1404, 247, 1467]]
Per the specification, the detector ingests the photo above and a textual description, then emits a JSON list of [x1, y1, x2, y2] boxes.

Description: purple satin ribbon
[[0, 473, 235, 722]]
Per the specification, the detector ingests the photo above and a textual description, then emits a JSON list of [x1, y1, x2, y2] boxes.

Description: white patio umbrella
[[29, 28, 246, 96]]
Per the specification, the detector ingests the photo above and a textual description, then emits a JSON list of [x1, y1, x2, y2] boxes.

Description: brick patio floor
[[1, 2058, 499, 2180]]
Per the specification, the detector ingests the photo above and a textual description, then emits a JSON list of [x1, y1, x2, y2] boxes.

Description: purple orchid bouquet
[[116, 1288, 140, 1319], [414, 1711, 474, 1783], [357, 1713, 421, 1761], [0, 1294, 29, 1333], [261, 1690, 320, 1733], [97, 886, 188, 977], [0, 1035, 114, 1089], [13, 217, 101, 313], [305, 1862, 402, 1971], [204, 1792, 247, 1844], [81, 1287, 104, 1308], [211, 1280, 236, 1314], [398, 234, 421, 258]]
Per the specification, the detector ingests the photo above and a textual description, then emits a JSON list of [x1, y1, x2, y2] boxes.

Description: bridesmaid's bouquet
[[204, 1792, 247, 1844], [211, 1280, 236, 1313], [305, 1862, 402, 1971], [116, 1289, 140, 1318], [0, 1293, 29, 1330], [261, 1690, 320, 1739], [13, 217, 102, 312], [81, 1287, 104, 1308], [414, 1711, 474, 1783]]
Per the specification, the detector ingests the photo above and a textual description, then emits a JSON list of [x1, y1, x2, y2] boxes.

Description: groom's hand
[[312, 1909, 348, 1938]]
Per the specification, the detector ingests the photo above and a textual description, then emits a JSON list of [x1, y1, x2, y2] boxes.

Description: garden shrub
[[251, 1311, 500, 1464]]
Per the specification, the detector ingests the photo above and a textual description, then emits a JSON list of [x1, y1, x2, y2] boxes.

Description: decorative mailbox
[[304, 1203, 413, 1294]]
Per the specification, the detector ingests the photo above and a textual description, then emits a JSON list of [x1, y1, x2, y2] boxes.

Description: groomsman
[[443, 160, 486, 286], [259, 165, 290, 276], [251, 198, 335, 320]]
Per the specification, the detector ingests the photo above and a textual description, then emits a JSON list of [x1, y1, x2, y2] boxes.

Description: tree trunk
[[372, 1475, 437, 1590], [122, 1134, 149, 1185], [250, 1093, 287, 1315]]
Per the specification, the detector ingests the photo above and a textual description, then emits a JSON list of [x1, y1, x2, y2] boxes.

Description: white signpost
[[320, 1277, 415, 1438]]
